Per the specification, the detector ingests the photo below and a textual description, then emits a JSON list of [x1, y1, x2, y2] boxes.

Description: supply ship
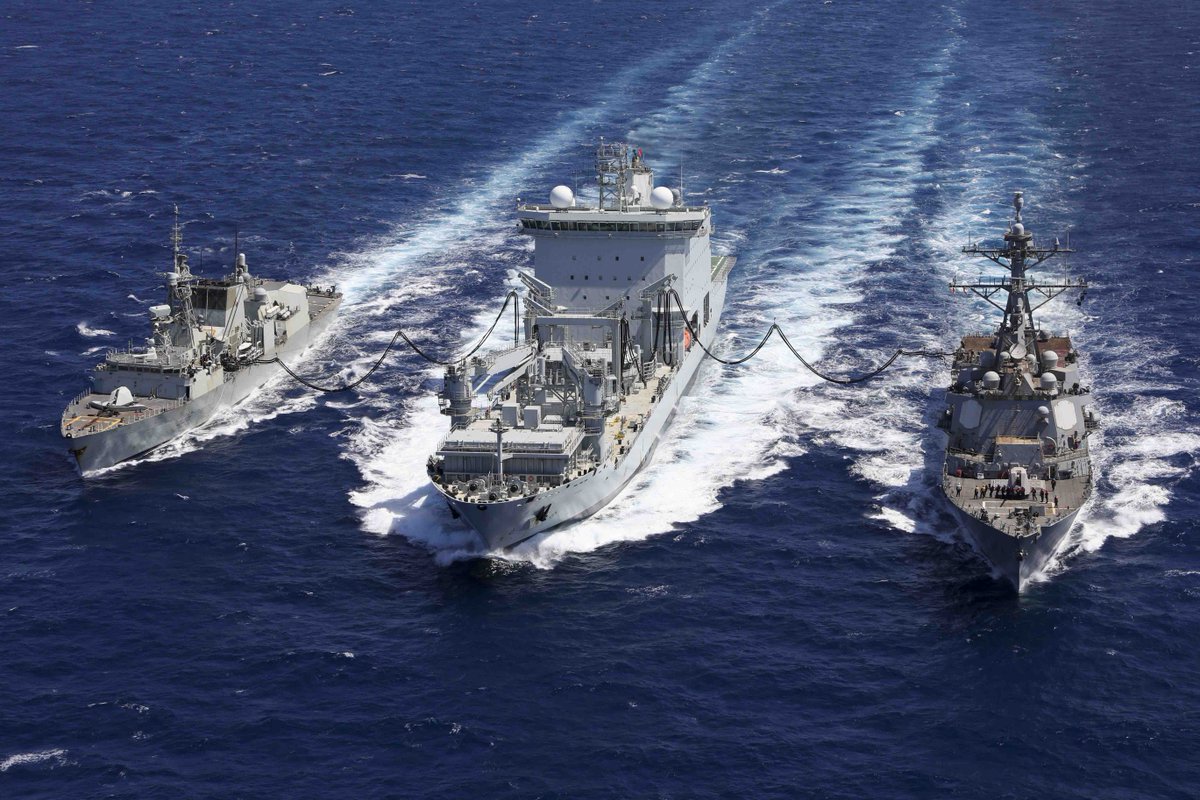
[[427, 142, 734, 549], [939, 193, 1095, 588], [62, 214, 341, 473]]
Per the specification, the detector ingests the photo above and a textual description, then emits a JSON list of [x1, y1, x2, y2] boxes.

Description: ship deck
[[942, 472, 1089, 538], [307, 290, 340, 319], [959, 334, 1073, 355], [600, 361, 674, 469], [61, 393, 184, 437]]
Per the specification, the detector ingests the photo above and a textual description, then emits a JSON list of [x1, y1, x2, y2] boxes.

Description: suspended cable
[[257, 290, 521, 393], [666, 288, 951, 383], [265, 285, 951, 395]]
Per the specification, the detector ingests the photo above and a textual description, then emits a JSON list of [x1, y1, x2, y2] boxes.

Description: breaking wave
[[0, 748, 70, 773], [76, 321, 114, 338], [85, 385, 319, 477]]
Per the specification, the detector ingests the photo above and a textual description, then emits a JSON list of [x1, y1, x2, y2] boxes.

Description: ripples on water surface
[[1, 0, 1198, 796]]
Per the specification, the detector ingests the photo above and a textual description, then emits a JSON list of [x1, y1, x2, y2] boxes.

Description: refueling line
[[265, 288, 950, 393]]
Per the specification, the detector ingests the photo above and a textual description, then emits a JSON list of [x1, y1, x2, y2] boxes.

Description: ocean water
[[2, 0, 1199, 797]]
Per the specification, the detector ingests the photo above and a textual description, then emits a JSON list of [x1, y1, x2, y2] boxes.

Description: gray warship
[[62, 214, 342, 473], [939, 192, 1095, 589], [426, 142, 734, 549]]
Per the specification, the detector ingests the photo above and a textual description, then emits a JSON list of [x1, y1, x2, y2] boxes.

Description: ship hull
[[436, 281, 727, 551], [66, 298, 341, 473], [945, 496, 1079, 590]]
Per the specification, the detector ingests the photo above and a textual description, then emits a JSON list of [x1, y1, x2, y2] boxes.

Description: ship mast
[[595, 138, 629, 211], [952, 192, 1086, 358], [168, 205, 198, 352]]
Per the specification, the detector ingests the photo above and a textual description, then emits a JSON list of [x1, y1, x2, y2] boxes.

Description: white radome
[[649, 185, 674, 210], [550, 185, 575, 209]]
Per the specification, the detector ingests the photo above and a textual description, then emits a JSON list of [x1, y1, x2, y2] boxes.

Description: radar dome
[[549, 185, 575, 209], [1012, 223, 1025, 236], [1038, 405, 1051, 417], [1041, 350, 1059, 369], [1040, 372, 1059, 391], [650, 186, 675, 210], [982, 371, 1001, 390]]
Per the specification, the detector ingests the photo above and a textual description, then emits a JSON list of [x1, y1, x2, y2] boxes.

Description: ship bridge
[[513, 143, 715, 345]]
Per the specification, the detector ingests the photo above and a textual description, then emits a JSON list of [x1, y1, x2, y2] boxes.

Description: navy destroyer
[[939, 193, 1095, 588], [62, 213, 342, 473], [426, 142, 734, 549]]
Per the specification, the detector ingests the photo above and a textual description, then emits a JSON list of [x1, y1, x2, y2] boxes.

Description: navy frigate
[[62, 214, 342, 473], [426, 142, 734, 549], [939, 193, 1095, 588]]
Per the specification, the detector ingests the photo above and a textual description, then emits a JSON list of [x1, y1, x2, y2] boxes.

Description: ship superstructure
[[427, 142, 735, 549], [61, 213, 341, 472], [939, 193, 1095, 588]]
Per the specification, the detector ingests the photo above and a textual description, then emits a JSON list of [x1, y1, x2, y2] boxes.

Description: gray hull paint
[[946, 497, 1079, 590], [69, 302, 340, 473], [437, 281, 727, 551]]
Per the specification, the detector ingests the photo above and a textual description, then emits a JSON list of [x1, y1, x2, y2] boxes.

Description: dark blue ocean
[[3, 1, 1199, 796]]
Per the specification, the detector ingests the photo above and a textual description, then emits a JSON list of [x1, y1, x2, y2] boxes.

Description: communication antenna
[[172, 204, 182, 262]]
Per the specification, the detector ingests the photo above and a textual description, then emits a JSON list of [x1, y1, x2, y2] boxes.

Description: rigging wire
[[256, 290, 521, 393], [264, 286, 952, 394], [621, 316, 647, 387], [664, 288, 953, 383]]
